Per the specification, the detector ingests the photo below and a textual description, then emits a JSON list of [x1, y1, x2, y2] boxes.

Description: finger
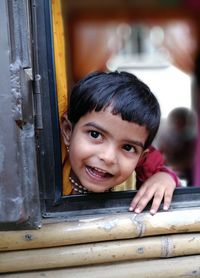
[[130, 188, 155, 213], [149, 189, 165, 215], [163, 189, 174, 211], [129, 186, 147, 211]]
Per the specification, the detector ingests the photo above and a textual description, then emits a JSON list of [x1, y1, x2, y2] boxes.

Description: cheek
[[69, 139, 92, 164], [119, 158, 139, 178]]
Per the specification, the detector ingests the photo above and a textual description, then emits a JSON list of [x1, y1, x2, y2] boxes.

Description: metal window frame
[[32, 0, 63, 206], [0, 0, 41, 230]]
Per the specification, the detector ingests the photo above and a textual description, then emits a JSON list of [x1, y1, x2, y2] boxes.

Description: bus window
[[40, 0, 200, 218]]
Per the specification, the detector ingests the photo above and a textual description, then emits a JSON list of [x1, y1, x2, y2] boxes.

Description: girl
[[61, 71, 179, 214]]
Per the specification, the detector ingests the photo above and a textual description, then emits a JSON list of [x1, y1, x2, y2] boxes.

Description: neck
[[69, 171, 88, 194]]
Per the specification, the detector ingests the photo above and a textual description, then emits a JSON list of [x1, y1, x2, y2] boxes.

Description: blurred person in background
[[157, 107, 197, 186]]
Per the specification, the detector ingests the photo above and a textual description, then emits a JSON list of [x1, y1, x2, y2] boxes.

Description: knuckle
[[138, 196, 149, 207], [154, 191, 164, 200]]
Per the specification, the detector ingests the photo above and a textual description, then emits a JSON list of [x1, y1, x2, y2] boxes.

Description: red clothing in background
[[136, 146, 179, 188]]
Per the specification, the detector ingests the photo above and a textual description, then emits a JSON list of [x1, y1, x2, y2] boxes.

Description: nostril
[[98, 150, 117, 164]]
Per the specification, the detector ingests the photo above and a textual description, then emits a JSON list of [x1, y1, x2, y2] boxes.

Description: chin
[[87, 185, 110, 193]]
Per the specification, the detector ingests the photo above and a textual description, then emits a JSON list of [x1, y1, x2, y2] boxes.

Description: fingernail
[[129, 207, 134, 211], [163, 205, 168, 211], [135, 208, 140, 213], [150, 209, 155, 215]]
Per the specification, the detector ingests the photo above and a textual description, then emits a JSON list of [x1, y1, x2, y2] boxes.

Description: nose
[[98, 144, 118, 165]]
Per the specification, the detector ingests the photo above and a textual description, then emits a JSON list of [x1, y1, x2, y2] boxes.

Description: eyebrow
[[84, 122, 145, 149]]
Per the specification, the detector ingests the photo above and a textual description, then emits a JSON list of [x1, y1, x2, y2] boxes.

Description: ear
[[60, 112, 73, 146], [138, 148, 149, 162]]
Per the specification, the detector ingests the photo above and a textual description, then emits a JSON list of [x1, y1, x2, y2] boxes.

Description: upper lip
[[87, 165, 114, 176]]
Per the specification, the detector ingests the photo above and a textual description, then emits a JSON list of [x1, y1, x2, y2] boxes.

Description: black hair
[[67, 71, 161, 148]]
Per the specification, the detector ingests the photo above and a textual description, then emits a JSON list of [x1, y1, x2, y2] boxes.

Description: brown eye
[[123, 144, 135, 153], [90, 130, 101, 139]]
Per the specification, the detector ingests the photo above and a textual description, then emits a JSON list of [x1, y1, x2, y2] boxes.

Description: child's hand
[[129, 172, 176, 215]]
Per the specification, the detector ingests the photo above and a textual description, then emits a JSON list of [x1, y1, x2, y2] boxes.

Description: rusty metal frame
[[0, 0, 41, 230]]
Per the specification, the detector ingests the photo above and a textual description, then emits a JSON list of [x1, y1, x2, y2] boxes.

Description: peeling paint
[[24, 234, 33, 241], [183, 267, 200, 277], [130, 214, 146, 237], [79, 217, 104, 223], [188, 237, 196, 242], [8, 197, 23, 207], [161, 236, 173, 257], [10, 59, 22, 121], [137, 246, 144, 254], [98, 219, 119, 231]]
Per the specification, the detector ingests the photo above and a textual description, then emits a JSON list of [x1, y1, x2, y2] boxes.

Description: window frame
[[33, 0, 63, 204]]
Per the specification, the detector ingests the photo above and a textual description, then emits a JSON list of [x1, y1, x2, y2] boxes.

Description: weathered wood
[[1, 233, 200, 273], [1, 208, 200, 251], [1, 255, 200, 278]]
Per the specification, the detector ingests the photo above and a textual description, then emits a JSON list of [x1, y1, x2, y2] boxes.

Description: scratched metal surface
[[0, 0, 40, 229]]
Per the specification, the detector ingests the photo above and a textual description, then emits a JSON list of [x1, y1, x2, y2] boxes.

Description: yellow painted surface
[[1, 208, 200, 274], [1, 208, 200, 251], [1, 255, 200, 278], [1, 233, 200, 273]]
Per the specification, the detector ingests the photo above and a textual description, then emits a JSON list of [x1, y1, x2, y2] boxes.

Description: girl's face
[[63, 108, 148, 192]]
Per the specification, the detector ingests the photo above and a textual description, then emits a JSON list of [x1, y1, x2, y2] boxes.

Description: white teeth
[[93, 167, 106, 173]]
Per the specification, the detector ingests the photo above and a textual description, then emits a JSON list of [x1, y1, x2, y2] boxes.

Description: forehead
[[75, 109, 149, 147]]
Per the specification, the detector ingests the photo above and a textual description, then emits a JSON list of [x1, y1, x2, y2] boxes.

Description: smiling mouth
[[86, 166, 113, 180]]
